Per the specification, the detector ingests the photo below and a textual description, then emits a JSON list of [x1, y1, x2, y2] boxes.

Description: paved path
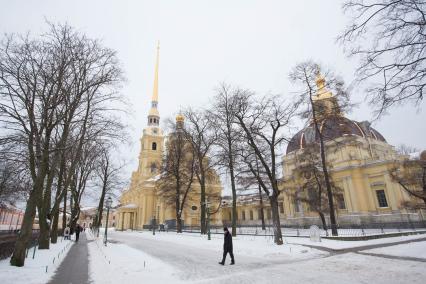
[[48, 234, 90, 284]]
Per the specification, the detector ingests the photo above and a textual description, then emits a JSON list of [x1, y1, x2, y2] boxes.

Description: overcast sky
[[1, 0, 424, 201]]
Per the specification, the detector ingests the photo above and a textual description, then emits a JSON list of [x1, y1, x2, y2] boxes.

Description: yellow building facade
[[117, 45, 222, 230], [119, 44, 420, 230], [220, 76, 421, 227]]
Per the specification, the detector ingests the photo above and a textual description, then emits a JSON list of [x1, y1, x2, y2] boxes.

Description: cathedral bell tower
[[137, 42, 164, 179]]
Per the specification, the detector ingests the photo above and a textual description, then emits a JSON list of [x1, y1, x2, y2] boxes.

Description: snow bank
[[86, 230, 183, 283], [0, 238, 73, 284]]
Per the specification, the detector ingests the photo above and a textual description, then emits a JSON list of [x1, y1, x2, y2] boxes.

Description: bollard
[[46, 266, 48, 273], [144, 261, 146, 268], [32, 245, 36, 259], [53, 257, 55, 264]]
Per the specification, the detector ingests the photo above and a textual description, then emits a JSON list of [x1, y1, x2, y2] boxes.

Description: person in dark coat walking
[[75, 224, 82, 242], [219, 227, 235, 265]]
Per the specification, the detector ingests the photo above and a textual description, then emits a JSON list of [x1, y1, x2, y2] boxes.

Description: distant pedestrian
[[219, 227, 235, 265], [64, 226, 70, 240], [75, 224, 82, 242]]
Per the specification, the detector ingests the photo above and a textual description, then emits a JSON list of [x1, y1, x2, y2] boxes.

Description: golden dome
[[176, 113, 185, 122]]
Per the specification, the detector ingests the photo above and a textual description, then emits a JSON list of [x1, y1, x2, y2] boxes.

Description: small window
[[376, 190, 388, 208], [249, 210, 253, 220], [152, 142, 157, 150], [267, 210, 272, 220], [242, 211, 246, 221], [336, 194, 346, 209], [149, 118, 152, 123]]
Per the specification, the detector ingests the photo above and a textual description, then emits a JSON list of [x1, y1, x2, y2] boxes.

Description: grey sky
[[1, 0, 424, 198]]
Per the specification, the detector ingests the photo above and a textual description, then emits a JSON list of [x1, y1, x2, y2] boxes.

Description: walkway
[[48, 233, 90, 284]]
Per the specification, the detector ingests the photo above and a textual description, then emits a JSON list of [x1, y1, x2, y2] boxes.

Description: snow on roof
[[146, 173, 163, 182], [80, 206, 97, 211], [119, 203, 138, 209]]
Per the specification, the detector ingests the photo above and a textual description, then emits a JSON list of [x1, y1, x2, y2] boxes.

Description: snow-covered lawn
[[365, 241, 426, 259], [86, 230, 183, 283], [285, 233, 426, 250], [96, 230, 426, 283], [0, 238, 73, 284], [116, 230, 327, 260]]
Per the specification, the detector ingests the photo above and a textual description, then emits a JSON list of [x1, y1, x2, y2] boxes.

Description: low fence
[[139, 220, 426, 238], [0, 229, 40, 260]]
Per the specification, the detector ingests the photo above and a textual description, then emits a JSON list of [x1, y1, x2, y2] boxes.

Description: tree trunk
[[269, 195, 283, 245], [50, 207, 60, 243], [258, 184, 266, 230], [310, 96, 338, 236], [10, 191, 38, 266], [318, 211, 327, 231], [177, 216, 182, 233], [200, 174, 207, 235], [62, 189, 67, 232]]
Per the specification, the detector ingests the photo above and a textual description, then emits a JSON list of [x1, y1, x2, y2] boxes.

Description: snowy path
[[48, 233, 90, 284]]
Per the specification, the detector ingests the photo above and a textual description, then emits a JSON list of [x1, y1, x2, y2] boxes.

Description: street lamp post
[[104, 196, 113, 246], [206, 198, 211, 241]]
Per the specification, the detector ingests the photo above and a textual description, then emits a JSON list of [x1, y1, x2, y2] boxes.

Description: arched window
[[152, 142, 157, 150]]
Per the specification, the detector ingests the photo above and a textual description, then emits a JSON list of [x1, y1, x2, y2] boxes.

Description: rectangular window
[[376, 190, 388, 208], [336, 194, 346, 210], [279, 202, 284, 214], [242, 211, 246, 221], [267, 210, 272, 220], [249, 210, 253, 220]]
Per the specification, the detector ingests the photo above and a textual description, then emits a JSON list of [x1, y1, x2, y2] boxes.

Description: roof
[[286, 116, 386, 154]]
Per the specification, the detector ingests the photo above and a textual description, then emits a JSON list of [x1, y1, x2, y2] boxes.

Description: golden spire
[[315, 71, 326, 90], [313, 71, 333, 101], [152, 41, 160, 103]]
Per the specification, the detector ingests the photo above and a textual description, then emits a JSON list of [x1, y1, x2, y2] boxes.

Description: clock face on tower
[[152, 128, 158, 134]]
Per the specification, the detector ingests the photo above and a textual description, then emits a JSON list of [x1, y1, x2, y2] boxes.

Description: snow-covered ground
[[0, 238, 73, 284], [285, 233, 426, 250], [365, 241, 426, 259], [86, 230, 183, 283], [98, 230, 426, 283]]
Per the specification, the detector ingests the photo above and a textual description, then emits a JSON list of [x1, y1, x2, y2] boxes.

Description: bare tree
[[157, 118, 196, 233], [289, 61, 351, 236], [0, 22, 124, 266], [183, 108, 218, 234], [291, 144, 342, 231], [209, 83, 242, 236], [390, 151, 426, 208], [93, 143, 126, 235], [0, 156, 30, 208], [339, 0, 426, 117], [234, 90, 296, 245]]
